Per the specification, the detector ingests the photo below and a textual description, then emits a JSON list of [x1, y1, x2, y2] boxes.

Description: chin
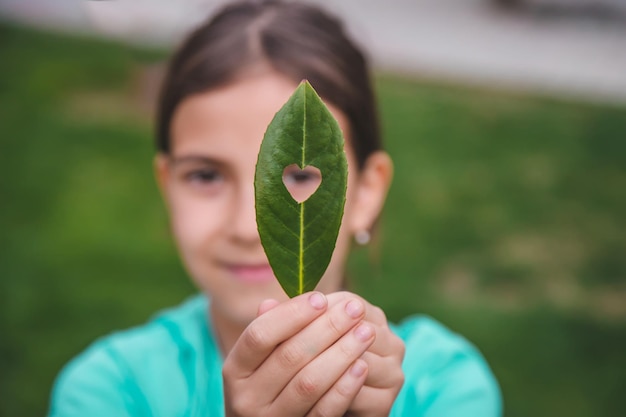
[[210, 288, 283, 323], [209, 296, 255, 325]]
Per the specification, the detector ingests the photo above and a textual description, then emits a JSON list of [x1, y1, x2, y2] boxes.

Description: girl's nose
[[228, 184, 260, 244]]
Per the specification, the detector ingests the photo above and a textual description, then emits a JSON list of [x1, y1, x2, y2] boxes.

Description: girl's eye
[[182, 168, 224, 190], [282, 165, 322, 185], [286, 171, 314, 183], [185, 168, 223, 185], [282, 164, 322, 202]]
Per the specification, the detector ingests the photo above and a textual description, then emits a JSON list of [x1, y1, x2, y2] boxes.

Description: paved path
[[2, 0, 625, 104]]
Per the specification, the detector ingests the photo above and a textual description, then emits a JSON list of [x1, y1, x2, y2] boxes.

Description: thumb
[[257, 298, 280, 316]]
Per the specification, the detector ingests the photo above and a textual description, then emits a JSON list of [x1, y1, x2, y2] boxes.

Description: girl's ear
[[349, 151, 394, 234], [154, 153, 170, 199]]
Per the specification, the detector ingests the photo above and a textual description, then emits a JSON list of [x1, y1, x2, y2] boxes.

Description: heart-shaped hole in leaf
[[282, 163, 322, 203]]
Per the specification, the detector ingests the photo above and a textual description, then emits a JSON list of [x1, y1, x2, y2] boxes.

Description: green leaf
[[255, 81, 348, 298]]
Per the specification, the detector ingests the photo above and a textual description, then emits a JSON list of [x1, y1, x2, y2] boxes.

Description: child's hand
[[327, 292, 406, 417], [222, 292, 376, 417]]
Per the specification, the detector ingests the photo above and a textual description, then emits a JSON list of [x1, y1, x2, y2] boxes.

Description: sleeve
[[47, 341, 148, 417], [392, 317, 502, 417], [420, 346, 502, 417]]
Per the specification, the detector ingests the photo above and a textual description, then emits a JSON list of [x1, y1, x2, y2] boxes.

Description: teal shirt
[[48, 295, 502, 417]]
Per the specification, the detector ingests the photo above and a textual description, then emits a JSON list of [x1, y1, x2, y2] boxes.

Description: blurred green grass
[[1, 23, 625, 417]]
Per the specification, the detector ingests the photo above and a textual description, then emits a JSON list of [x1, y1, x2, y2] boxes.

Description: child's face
[[156, 72, 381, 327]]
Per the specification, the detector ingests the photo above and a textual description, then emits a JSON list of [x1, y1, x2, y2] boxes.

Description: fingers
[[248, 297, 369, 401], [360, 350, 405, 388], [269, 322, 376, 415], [350, 385, 405, 417], [359, 324, 405, 386], [327, 292, 387, 327], [224, 291, 401, 417], [327, 292, 399, 357], [305, 359, 369, 417], [224, 292, 328, 378], [325, 290, 406, 417]]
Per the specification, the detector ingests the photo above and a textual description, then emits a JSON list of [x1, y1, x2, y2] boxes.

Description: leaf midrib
[[298, 88, 307, 295]]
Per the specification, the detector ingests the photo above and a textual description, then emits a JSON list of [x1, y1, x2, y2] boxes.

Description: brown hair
[[156, 0, 382, 169]]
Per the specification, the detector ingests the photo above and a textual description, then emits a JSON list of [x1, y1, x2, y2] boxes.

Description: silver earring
[[354, 230, 371, 245]]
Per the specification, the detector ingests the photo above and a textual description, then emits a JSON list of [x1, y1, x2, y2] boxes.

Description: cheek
[[166, 189, 223, 253], [341, 154, 361, 233], [321, 143, 358, 271]]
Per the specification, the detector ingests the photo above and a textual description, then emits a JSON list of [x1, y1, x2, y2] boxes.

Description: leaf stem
[[299, 203, 304, 294]]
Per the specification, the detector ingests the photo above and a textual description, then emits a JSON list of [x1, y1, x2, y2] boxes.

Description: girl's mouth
[[228, 263, 275, 284]]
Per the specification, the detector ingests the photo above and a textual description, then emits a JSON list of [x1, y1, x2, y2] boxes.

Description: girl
[[49, 1, 501, 416]]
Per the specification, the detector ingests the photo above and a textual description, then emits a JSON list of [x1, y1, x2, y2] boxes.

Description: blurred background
[[1, 0, 625, 416]]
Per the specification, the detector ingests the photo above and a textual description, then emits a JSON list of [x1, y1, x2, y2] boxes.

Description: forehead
[[169, 73, 352, 158]]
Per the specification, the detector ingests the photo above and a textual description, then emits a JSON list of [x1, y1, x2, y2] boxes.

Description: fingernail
[[308, 292, 327, 310], [354, 323, 374, 342], [350, 359, 367, 378], [345, 300, 364, 319]]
